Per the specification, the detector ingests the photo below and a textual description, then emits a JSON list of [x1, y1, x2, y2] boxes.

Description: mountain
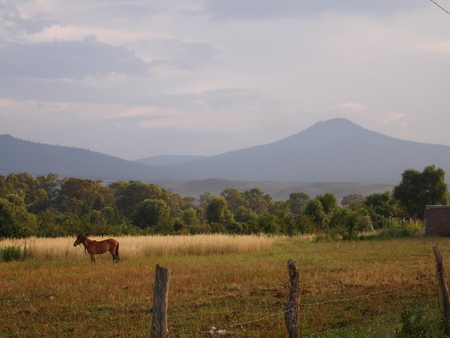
[[135, 155, 206, 166], [2, 118, 450, 185], [150, 118, 450, 184], [0, 134, 153, 180]]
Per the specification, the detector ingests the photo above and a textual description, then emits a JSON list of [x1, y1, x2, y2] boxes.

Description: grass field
[[0, 235, 448, 337]]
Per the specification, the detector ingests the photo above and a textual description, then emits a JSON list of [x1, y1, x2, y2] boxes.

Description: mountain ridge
[[146, 118, 450, 183], [2, 118, 450, 185]]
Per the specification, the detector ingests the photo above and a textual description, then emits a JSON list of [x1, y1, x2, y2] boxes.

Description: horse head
[[73, 234, 86, 247]]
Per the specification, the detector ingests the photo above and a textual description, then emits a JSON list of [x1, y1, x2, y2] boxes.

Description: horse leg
[[90, 254, 95, 264], [115, 244, 120, 262], [110, 248, 119, 263]]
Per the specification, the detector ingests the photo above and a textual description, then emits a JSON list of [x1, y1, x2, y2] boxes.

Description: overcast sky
[[1, 0, 450, 160]]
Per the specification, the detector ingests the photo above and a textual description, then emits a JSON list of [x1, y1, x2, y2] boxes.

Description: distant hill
[[150, 118, 450, 184], [2, 118, 450, 187], [0, 134, 153, 180], [135, 155, 206, 166], [158, 178, 394, 202]]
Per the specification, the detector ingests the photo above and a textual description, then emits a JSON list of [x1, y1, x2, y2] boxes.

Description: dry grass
[[0, 235, 448, 337], [0, 234, 300, 260]]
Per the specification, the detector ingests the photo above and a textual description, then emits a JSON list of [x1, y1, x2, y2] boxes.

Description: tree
[[243, 188, 272, 215], [329, 207, 360, 239], [234, 206, 258, 223], [130, 199, 171, 233], [205, 196, 234, 225], [0, 195, 37, 238], [316, 193, 338, 214], [289, 192, 310, 214], [0, 172, 50, 208], [393, 165, 448, 218], [364, 191, 402, 224], [57, 178, 115, 216], [182, 196, 197, 210], [341, 194, 365, 207], [220, 188, 247, 214], [114, 181, 162, 218], [181, 207, 200, 232], [304, 198, 327, 230]]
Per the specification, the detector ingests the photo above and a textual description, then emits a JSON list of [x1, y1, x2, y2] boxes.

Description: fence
[[151, 246, 450, 337]]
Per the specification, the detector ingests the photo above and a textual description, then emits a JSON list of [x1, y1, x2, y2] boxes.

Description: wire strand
[[430, 0, 450, 15]]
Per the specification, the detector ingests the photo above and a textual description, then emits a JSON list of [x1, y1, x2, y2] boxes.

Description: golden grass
[[1, 235, 447, 337], [0, 234, 302, 260]]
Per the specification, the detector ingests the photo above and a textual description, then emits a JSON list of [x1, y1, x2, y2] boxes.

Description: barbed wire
[[300, 272, 437, 307], [191, 271, 440, 336], [306, 307, 405, 337]]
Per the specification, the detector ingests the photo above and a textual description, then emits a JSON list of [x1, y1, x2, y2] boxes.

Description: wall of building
[[425, 206, 450, 236]]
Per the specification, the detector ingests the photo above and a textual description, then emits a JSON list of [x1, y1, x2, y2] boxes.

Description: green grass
[[0, 236, 448, 337], [0, 245, 31, 262]]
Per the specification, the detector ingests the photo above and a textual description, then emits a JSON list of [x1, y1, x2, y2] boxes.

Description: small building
[[425, 206, 450, 236]]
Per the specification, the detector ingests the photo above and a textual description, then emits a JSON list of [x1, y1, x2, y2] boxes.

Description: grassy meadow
[[0, 234, 449, 337]]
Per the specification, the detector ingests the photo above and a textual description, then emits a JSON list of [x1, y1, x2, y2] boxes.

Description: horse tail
[[115, 242, 120, 262]]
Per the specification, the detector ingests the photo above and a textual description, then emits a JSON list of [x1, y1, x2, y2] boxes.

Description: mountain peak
[[307, 118, 365, 133], [2, 119, 450, 184]]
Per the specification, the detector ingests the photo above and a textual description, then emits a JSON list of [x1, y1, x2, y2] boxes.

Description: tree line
[[0, 165, 447, 239]]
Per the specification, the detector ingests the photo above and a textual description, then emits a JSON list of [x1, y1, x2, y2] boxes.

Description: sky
[[1, 0, 450, 160]]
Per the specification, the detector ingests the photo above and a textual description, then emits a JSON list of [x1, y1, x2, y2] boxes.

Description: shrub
[[0, 245, 31, 262], [376, 227, 416, 239], [395, 303, 445, 337]]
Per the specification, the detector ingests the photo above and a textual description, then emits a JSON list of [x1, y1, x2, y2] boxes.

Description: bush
[[376, 227, 416, 239], [0, 246, 31, 262], [395, 303, 445, 337]]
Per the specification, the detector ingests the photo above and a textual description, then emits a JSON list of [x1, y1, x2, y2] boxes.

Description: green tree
[[243, 188, 272, 215], [316, 193, 339, 214], [220, 188, 247, 214], [304, 198, 327, 231], [57, 178, 115, 216], [393, 165, 448, 218], [329, 207, 360, 239], [0, 195, 37, 238], [0, 172, 50, 208], [234, 205, 258, 223], [289, 192, 310, 214], [341, 194, 365, 207], [257, 214, 280, 234], [290, 214, 315, 234], [181, 207, 200, 233], [205, 196, 234, 225], [182, 196, 197, 210], [165, 192, 185, 218], [364, 191, 401, 223], [130, 199, 171, 233], [114, 181, 162, 218]]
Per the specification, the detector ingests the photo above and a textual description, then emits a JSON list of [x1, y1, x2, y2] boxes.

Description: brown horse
[[73, 234, 120, 263]]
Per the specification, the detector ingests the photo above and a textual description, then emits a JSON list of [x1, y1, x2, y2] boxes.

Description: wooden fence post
[[285, 258, 300, 338], [151, 264, 170, 338], [433, 246, 450, 336]]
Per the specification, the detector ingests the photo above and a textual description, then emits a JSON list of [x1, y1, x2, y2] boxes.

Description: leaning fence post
[[151, 264, 170, 338], [433, 246, 450, 336], [285, 258, 300, 338]]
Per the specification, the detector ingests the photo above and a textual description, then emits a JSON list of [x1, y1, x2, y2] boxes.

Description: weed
[[0, 245, 30, 262], [395, 303, 446, 338]]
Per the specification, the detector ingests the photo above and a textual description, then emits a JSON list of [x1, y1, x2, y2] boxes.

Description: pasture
[[0, 235, 448, 337]]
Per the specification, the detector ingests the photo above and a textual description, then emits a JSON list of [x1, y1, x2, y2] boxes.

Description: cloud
[[332, 102, 365, 110], [149, 38, 223, 71], [0, 35, 152, 79], [382, 113, 406, 125], [0, 1, 59, 38], [99, 3, 168, 20], [196, 0, 427, 21]]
